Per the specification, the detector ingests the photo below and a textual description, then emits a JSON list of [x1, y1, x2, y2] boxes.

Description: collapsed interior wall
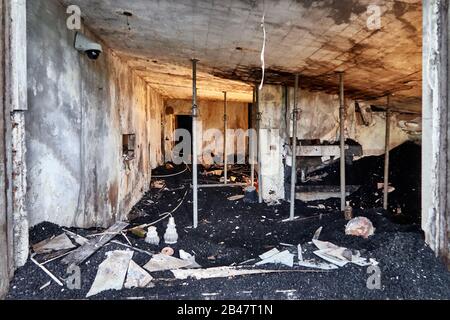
[[258, 84, 421, 203], [164, 99, 249, 164], [26, 0, 164, 229]]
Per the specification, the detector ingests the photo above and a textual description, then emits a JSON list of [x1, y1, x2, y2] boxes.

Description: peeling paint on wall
[[26, 0, 164, 228]]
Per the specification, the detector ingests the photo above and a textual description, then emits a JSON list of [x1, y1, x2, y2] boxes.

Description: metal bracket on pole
[[223, 91, 228, 185], [192, 59, 199, 229], [383, 95, 391, 211], [338, 72, 346, 212], [290, 74, 300, 221]]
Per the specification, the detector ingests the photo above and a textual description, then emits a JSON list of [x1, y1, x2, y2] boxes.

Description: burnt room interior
[[1, 0, 450, 300]]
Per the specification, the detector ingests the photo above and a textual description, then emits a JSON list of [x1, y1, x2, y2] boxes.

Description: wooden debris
[[313, 227, 323, 240], [171, 267, 323, 280], [63, 229, 89, 246], [32, 233, 76, 254], [30, 255, 64, 286], [62, 221, 129, 266], [87, 250, 134, 298], [143, 254, 192, 273], [255, 250, 294, 268], [124, 260, 154, 289], [110, 240, 153, 256], [228, 195, 245, 201]]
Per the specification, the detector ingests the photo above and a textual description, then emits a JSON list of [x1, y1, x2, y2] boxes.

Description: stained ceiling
[[61, 0, 422, 111]]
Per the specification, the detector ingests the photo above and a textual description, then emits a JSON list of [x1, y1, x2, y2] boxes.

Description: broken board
[[143, 254, 193, 273], [62, 222, 129, 266], [87, 250, 134, 298]]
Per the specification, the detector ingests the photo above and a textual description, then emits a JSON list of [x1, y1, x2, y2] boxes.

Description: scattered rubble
[[6, 160, 450, 300], [256, 250, 295, 268], [143, 254, 192, 272], [87, 250, 134, 298], [32, 233, 76, 255], [124, 260, 154, 289], [62, 222, 129, 266], [228, 195, 245, 201], [345, 217, 376, 239]]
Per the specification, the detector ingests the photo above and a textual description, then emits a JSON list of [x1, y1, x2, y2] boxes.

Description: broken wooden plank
[[30, 255, 64, 286], [171, 267, 325, 280], [61, 221, 129, 266], [255, 250, 294, 268], [32, 233, 76, 255], [87, 250, 134, 298], [124, 260, 154, 289], [143, 254, 192, 273]]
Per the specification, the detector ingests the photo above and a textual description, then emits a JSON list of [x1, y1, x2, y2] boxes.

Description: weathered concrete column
[[0, 0, 29, 298], [422, 0, 449, 261], [257, 85, 287, 203]]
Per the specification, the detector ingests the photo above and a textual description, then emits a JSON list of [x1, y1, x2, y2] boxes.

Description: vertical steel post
[[251, 87, 256, 187], [256, 89, 263, 203], [223, 91, 228, 185], [384, 95, 391, 211], [339, 72, 346, 212], [290, 75, 300, 221], [192, 59, 199, 228]]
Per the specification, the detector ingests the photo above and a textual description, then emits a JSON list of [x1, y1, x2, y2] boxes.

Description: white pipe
[[192, 59, 199, 228]]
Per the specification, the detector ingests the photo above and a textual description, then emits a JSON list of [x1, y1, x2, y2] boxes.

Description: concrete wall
[[285, 88, 414, 156], [26, 0, 164, 228], [164, 99, 249, 164], [422, 0, 449, 261], [259, 84, 420, 203]]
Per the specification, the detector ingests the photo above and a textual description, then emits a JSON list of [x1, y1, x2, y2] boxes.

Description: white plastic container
[[164, 217, 179, 244], [145, 226, 160, 246]]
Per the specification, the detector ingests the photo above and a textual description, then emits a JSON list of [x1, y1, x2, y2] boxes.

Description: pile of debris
[[300, 142, 422, 224]]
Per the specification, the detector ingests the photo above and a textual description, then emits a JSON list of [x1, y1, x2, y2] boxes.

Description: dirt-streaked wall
[[164, 99, 249, 164], [26, 0, 164, 228]]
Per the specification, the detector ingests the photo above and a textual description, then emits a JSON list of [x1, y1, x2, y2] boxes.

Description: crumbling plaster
[[26, 0, 164, 228]]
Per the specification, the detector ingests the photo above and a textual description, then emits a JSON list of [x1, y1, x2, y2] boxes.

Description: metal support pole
[[192, 59, 199, 228], [290, 75, 300, 221], [339, 72, 346, 212], [251, 87, 256, 187], [383, 95, 391, 211], [256, 89, 263, 204], [223, 92, 228, 185]]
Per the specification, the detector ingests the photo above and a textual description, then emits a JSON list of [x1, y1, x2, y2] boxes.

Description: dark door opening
[[176, 115, 193, 158]]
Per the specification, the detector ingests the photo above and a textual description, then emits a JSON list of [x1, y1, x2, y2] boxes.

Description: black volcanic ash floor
[[7, 153, 450, 300]]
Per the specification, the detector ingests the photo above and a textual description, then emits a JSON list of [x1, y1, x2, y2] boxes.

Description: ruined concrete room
[[0, 0, 449, 301]]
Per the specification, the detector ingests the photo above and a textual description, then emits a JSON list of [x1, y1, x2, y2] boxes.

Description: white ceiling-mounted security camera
[[74, 32, 103, 60]]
